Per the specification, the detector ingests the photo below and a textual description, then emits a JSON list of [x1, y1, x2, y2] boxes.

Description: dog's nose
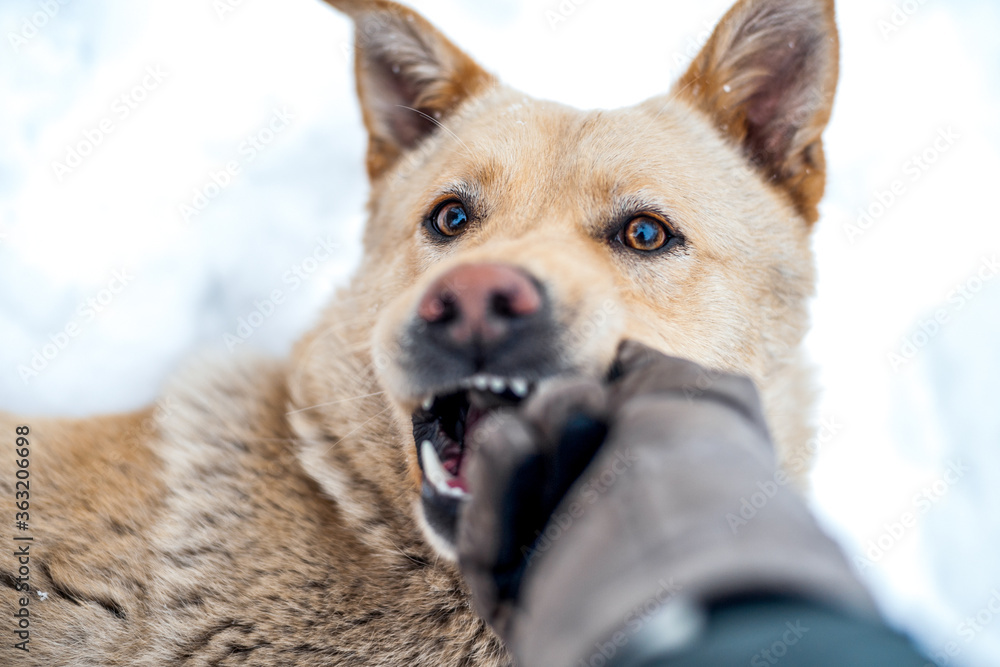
[[417, 263, 542, 347]]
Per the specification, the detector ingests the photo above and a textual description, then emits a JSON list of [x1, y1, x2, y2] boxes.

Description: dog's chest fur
[[2, 359, 507, 666]]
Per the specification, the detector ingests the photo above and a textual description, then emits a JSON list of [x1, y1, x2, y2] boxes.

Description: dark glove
[[457, 341, 876, 666]]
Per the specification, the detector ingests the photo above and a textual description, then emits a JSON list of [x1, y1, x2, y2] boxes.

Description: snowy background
[[1, 0, 998, 664]]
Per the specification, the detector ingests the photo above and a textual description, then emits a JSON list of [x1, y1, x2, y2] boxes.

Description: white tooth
[[510, 378, 529, 398], [421, 440, 452, 487], [422, 396, 434, 411], [420, 441, 467, 499], [473, 375, 489, 391], [489, 377, 507, 394]]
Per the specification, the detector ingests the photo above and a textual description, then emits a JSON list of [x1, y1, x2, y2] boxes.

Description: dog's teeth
[[422, 396, 434, 411], [489, 377, 507, 394], [510, 378, 529, 398], [420, 441, 467, 499], [421, 440, 452, 486], [473, 375, 489, 391]]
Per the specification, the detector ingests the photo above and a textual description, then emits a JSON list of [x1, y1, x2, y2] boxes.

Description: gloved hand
[[457, 341, 876, 666]]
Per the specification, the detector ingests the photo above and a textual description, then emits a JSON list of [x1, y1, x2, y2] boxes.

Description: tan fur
[[1, 0, 838, 663], [676, 0, 839, 223]]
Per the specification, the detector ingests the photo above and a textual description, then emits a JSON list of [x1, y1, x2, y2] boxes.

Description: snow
[[2, 0, 999, 663]]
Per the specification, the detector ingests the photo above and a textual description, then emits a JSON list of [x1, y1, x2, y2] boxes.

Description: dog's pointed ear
[[676, 0, 839, 224], [325, 0, 495, 180]]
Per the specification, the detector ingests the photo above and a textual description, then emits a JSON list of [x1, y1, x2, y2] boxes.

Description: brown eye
[[621, 216, 671, 252], [430, 201, 469, 237]]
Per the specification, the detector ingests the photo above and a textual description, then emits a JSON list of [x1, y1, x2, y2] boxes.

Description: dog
[[1, 0, 839, 663]]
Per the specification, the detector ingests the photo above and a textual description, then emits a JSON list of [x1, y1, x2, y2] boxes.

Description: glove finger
[[519, 377, 609, 511], [610, 340, 768, 434], [458, 378, 610, 609], [519, 376, 608, 447], [458, 411, 543, 612], [459, 410, 538, 563]]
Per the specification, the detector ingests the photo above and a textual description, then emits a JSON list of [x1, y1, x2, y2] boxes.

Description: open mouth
[[412, 375, 534, 528]]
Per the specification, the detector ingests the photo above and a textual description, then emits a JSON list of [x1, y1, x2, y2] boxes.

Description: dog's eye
[[620, 216, 672, 252], [429, 201, 469, 238]]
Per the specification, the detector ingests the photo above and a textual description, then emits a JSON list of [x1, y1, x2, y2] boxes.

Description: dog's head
[[290, 0, 838, 557]]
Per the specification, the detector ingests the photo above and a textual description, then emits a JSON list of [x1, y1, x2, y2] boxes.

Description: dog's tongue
[[437, 405, 488, 492], [449, 403, 496, 492], [447, 472, 469, 494], [444, 402, 515, 494], [463, 402, 514, 459]]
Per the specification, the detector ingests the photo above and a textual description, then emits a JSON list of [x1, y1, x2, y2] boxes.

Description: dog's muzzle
[[403, 262, 564, 545]]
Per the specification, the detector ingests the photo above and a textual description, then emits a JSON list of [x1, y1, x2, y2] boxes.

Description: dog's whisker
[[337, 340, 375, 352], [639, 75, 698, 137], [287, 391, 386, 416], [319, 405, 395, 456], [396, 105, 474, 157], [384, 535, 429, 569]]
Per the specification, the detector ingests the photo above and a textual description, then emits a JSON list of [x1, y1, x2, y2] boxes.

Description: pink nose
[[417, 263, 542, 345]]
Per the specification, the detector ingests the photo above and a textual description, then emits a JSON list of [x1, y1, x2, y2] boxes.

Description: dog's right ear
[[675, 0, 839, 224], [325, 0, 495, 180]]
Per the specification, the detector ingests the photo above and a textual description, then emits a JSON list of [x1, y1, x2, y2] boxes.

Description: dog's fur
[[1, 0, 839, 663]]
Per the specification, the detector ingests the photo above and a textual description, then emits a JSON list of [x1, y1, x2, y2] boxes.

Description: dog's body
[[1, 0, 839, 663]]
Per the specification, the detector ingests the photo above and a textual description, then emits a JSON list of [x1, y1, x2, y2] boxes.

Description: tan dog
[[1, 0, 838, 663]]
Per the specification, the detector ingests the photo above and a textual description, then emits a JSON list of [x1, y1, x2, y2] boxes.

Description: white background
[[1, 0, 998, 664]]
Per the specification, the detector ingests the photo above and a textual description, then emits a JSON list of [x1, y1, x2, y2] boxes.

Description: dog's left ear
[[676, 0, 839, 224], [325, 0, 495, 180]]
